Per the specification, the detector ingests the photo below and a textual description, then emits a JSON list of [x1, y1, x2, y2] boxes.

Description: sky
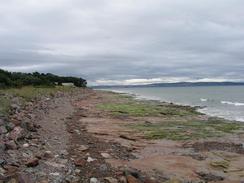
[[0, 0, 244, 86]]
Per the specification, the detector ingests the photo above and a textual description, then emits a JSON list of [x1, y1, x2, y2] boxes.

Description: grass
[[129, 118, 243, 140], [97, 101, 200, 117], [0, 86, 75, 116]]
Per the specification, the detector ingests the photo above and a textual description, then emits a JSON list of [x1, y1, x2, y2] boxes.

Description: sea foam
[[221, 101, 244, 106]]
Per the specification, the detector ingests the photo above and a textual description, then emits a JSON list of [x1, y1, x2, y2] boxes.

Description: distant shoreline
[[92, 81, 244, 89]]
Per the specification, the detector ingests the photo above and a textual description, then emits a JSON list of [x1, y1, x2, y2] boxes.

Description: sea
[[103, 86, 244, 122]]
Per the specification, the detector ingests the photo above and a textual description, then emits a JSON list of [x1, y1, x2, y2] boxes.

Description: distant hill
[[93, 82, 244, 89]]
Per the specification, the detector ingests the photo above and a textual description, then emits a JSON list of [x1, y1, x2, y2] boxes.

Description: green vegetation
[[97, 92, 244, 141], [97, 101, 200, 117], [0, 86, 75, 116], [129, 118, 243, 140], [0, 69, 87, 88]]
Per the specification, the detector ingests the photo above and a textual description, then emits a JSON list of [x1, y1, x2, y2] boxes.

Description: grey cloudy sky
[[0, 0, 244, 85]]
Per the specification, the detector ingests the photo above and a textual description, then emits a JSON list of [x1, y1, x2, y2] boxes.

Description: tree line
[[0, 69, 87, 88]]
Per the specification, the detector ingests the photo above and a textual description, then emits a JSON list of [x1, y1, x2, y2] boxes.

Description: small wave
[[200, 98, 207, 102], [221, 101, 244, 106], [235, 117, 244, 122]]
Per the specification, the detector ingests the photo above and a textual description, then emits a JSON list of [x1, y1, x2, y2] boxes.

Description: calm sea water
[[105, 86, 244, 122]]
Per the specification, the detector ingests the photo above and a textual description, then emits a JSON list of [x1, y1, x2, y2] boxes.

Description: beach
[[0, 87, 244, 182]]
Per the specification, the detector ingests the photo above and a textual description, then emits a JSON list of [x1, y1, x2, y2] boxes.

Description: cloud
[[0, 0, 244, 85]]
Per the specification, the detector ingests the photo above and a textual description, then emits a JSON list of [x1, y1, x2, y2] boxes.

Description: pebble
[[9, 126, 25, 141], [23, 143, 30, 148], [43, 151, 53, 158], [118, 176, 127, 183], [90, 177, 100, 183], [5, 122, 15, 132], [101, 152, 111, 159], [5, 140, 17, 150], [87, 157, 96, 162], [60, 150, 68, 156], [104, 177, 118, 183], [6, 178, 18, 183], [0, 159, 6, 166], [50, 172, 60, 176], [78, 145, 89, 151], [25, 158, 39, 167], [126, 175, 141, 183], [99, 164, 108, 172], [0, 126, 7, 135], [74, 159, 86, 166], [75, 169, 81, 174]]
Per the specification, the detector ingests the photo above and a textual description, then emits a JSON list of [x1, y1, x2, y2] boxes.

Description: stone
[[90, 177, 100, 183], [75, 169, 81, 174], [0, 167, 6, 176], [99, 164, 108, 172], [0, 141, 6, 152], [78, 145, 89, 151], [144, 177, 158, 183], [101, 152, 111, 159], [50, 172, 60, 176], [60, 150, 68, 156], [10, 104, 20, 110], [44, 161, 65, 168], [43, 151, 53, 158], [0, 126, 7, 135], [6, 178, 18, 183], [5, 140, 17, 150], [37, 180, 49, 183], [87, 157, 96, 162], [165, 179, 182, 183], [17, 173, 35, 183], [104, 177, 118, 183], [3, 165, 19, 174], [5, 122, 15, 132], [0, 159, 6, 166], [118, 176, 127, 183], [9, 126, 25, 141], [23, 143, 29, 148], [74, 159, 86, 167], [0, 118, 4, 126], [25, 158, 39, 167], [126, 175, 141, 183], [22, 121, 37, 132], [65, 175, 81, 183]]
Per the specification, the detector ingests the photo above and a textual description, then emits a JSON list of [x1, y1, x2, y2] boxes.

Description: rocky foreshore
[[0, 89, 157, 183], [0, 88, 244, 183]]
